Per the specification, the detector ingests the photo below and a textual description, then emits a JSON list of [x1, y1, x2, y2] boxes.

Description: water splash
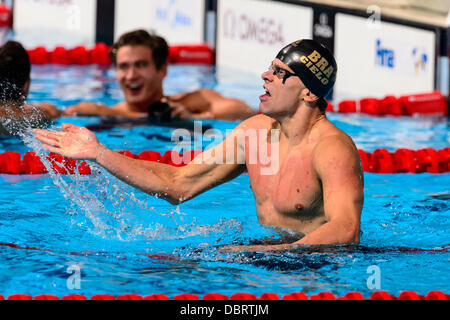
[[15, 124, 198, 241], [0, 88, 236, 244], [0, 85, 49, 135]]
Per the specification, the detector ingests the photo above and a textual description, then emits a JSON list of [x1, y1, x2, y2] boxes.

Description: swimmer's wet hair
[[110, 29, 169, 70], [0, 41, 31, 103]]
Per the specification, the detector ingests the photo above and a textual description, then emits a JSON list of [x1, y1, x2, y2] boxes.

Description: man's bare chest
[[247, 151, 323, 217]]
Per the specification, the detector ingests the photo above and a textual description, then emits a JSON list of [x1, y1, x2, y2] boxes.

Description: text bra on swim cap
[[298, 50, 334, 86]]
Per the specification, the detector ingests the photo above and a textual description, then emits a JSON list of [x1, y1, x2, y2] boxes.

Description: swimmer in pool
[[63, 29, 257, 121], [35, 40, 364, 251], [0, 41, 61, 135]]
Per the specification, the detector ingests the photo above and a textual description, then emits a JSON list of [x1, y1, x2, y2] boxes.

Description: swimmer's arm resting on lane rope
[[33, 122, 247, 204], [64, 102, 144, 117]]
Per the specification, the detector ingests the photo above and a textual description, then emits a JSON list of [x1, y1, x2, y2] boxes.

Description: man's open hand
[[34, 123, 102, 161]]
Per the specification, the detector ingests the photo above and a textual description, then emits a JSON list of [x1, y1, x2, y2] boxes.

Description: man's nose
[[262, 69, 273, 82], [125, 66, 138, 80]]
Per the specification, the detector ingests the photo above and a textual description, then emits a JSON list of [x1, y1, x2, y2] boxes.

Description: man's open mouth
[[260, 87, 271, 101], [127, 84, 144, 92]]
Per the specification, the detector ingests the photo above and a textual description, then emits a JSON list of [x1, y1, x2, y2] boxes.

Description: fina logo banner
[[375, 39, 394, 69], [115, 0, 205, 45], [411, 47, 429, 75], [334, 13, 435, 99], [374, 37, 430, 76]]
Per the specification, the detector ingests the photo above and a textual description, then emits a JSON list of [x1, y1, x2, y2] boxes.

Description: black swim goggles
[[268, 64, 298, 84]]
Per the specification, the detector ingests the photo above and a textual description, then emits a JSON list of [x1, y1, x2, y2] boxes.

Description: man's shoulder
[[238, 113, 275, 130], [318, 131, 355, 149], [313, 126, 360, 165]]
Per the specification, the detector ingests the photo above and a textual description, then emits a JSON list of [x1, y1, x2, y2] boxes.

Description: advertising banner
[[13, 0, 97, 48], [115, 0, 205, 45], [216, 0, 313, 77], [334, 13, 436, 100]]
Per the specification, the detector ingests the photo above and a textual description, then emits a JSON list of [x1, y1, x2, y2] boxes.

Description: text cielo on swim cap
[[276, 39, 337, 98]]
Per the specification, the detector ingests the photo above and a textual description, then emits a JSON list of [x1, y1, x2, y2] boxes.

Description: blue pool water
[[0, 64, 449, 298]]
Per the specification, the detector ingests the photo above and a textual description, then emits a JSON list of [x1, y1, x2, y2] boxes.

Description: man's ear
[[301, 88, 320, 106], [160, 63, 168, 79]]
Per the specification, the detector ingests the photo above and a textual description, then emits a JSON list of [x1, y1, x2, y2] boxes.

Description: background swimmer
[[64, 30, 257, 121], [0, 41, 60, 135]]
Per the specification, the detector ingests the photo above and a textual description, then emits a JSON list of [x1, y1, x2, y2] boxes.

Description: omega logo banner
[[115, 0, 205, 45], [13, 0, 97, 48], [216, 0, 313, 76], [334, 13, 435, 100]]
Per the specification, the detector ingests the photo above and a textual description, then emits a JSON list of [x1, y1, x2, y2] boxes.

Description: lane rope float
[[2, 290, 449, 300], [27, 43, 214, 66], [0, 148, 448, 175]]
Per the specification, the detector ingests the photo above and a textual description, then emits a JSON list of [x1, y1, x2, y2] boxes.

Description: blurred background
[[0, 0, 449, 107]]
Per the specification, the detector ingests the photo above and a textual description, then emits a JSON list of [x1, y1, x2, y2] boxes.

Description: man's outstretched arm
[[34, 122, 247, 204]]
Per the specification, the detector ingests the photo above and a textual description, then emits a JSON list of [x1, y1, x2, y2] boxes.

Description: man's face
[[116, 45, 166, 107], [259, 58, 304, 117]]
